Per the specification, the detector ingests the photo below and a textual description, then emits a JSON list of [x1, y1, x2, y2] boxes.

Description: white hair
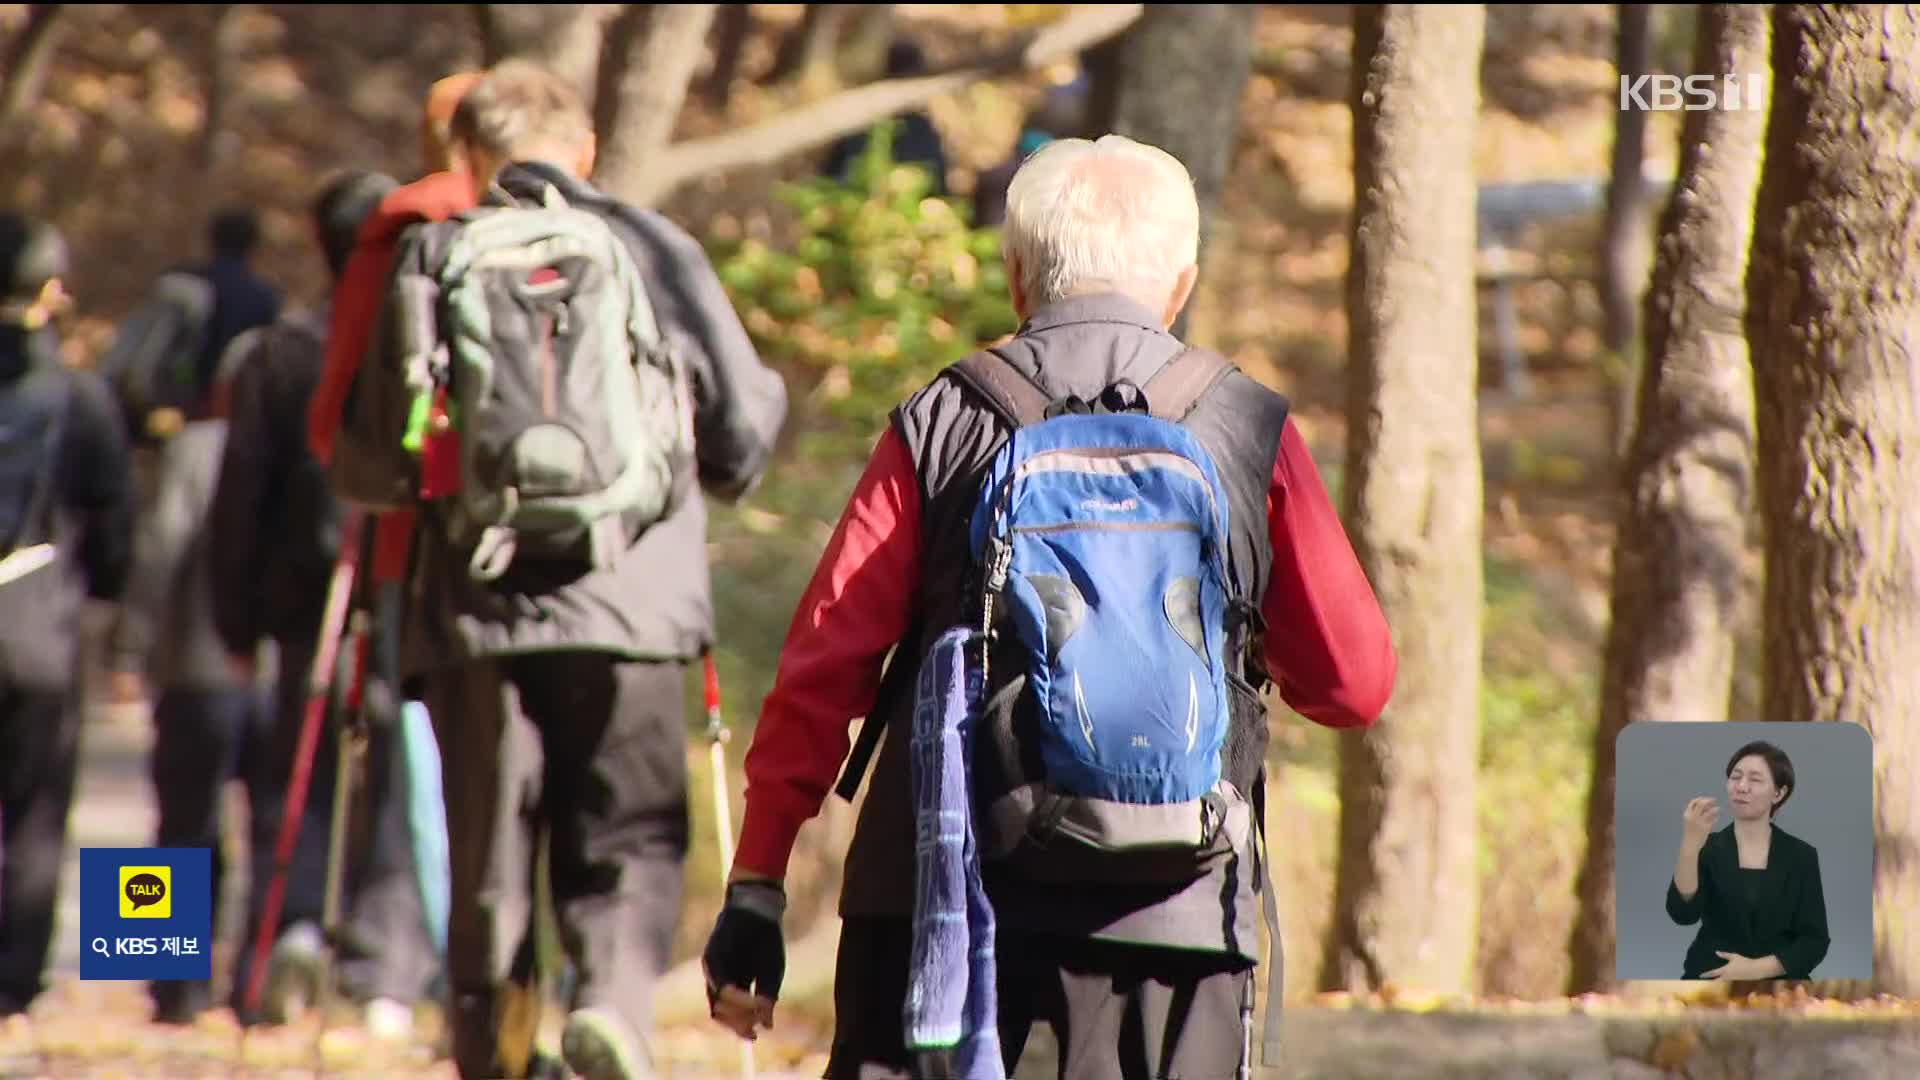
[[1000, 134, 1200, 310]]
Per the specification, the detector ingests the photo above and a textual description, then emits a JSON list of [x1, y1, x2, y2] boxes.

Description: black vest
[[835, 294, 1290, 960]]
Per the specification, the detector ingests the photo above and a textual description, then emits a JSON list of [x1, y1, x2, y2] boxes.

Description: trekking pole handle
[[703, 651, 754, 1080]]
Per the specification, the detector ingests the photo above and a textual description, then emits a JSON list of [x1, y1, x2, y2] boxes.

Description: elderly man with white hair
[[704, 134, 1397, 1078]]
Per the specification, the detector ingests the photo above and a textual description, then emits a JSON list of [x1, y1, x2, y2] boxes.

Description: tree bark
[[474, 3, 623, 103], [200, 5, 240, 173], [769, 4, 859, 89], [592, 4, 717, 200], [1604, 4, 1657, 453], [1746, 3, 1920, 999], [1084, 4, 1256, 340], [0, 3, 65, 133], [1321, 4, 1485, 997], [1566, 2, 1771, 996], [837, 4, 898, 85], [698, 2, 754, 109]]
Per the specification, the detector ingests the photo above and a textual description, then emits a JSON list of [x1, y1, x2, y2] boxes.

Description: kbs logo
[[119, 865, 171, 919], [1620, 74, 1767, 112]]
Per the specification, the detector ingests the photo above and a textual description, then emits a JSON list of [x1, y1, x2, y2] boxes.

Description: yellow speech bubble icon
[[119, 865, 171, 919]]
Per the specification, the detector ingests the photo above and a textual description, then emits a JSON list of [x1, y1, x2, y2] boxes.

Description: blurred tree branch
[[462, 3, 1139, 209], [0, 4, 68, 134], [622, 3, 1142, 207]]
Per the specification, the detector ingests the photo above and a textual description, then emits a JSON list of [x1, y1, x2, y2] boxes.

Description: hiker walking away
[[206, 171, 430, 1030], [342, 61, 787, 1080], [0, 214, 136, 1020], [291, 74, 497, 1038], [106, 300, 274, 1027], [101, 209, 283, 449], [308, 71, 486, 602], [702, 135, 1399, 1079]]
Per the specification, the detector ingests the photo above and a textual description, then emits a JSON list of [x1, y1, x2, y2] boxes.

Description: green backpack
[[332, 182, 694, 582]]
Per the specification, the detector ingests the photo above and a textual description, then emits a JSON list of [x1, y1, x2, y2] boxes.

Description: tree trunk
[[769, 4, 859, 90], [1746, 3, 1920, 999], [1565, 1, 1771, 996], [200, 5, 240, 173], [1084, 4, 1255, 341], [837, 4, 898, 84], [698, 2, 753, 109], [1604, 4, 1657, 455], [593, 4, 717, 204], [1321, 4, 1485, 997], [0, 3, 66, 134], [474, 3, 623, 103]]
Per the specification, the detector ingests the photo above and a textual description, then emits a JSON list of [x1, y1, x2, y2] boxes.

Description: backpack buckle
[[985, 537, 1013, 593]]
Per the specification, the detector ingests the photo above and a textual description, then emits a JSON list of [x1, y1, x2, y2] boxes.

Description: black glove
[[702, 879, 787, 1012]]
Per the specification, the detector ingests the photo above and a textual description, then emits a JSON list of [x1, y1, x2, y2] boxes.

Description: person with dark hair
[[210, 209, 261, 260], [205, 170, 443, 1032], [1667, 739, 1831, 980], [0, 213, 136, 1019], [196, 208, 282, 401]]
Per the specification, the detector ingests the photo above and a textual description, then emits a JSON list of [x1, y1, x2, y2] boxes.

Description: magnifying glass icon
[[90, 937, 109, 958]]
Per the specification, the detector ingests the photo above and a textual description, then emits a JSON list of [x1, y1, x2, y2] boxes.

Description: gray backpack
[[332, 183, 694, 582]]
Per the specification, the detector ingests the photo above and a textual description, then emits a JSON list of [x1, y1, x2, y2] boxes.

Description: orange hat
[[422, 71, 484, 169]]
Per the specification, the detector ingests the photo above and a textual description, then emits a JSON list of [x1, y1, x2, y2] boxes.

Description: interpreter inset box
[[1613, 721, 1873, 982]]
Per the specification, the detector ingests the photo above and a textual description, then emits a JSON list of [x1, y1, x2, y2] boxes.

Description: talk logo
[[119, 865, 171, 919]]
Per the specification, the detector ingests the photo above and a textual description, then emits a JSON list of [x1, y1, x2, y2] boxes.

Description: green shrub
[[710, 120, 1021, 442]]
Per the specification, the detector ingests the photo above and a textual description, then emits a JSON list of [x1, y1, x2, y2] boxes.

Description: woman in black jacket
[[1667, 740, 1830, 980]]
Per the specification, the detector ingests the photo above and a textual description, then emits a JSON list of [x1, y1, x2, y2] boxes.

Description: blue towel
[[904, 626, 1006, 1079]]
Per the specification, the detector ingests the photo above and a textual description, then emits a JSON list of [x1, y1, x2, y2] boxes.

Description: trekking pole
[[312, 596, 375, 1068], [242, 510, 366, 1019], [702, 653, 756, 1080]]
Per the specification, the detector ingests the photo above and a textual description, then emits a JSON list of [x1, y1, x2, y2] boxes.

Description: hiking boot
[[261, 921, 325, 1024], [560, 1007, 651, 1080], [150, 982, 211, 1026]]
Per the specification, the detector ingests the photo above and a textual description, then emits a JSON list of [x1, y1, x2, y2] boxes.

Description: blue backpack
[[950, 348, 1257, 885]]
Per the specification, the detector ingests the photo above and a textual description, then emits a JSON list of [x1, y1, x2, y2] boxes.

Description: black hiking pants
[[828, 916, 1254, 1080], [424, 653, 690, 1080], [143, 683, 270, 1018], [0, 680, 79, 1014]]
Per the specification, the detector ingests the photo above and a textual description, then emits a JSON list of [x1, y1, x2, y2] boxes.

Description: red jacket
[[307, 170, 476, 583], [735, 418, 1398, 878]]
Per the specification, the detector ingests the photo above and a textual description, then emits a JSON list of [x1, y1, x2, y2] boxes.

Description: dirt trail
[[5, 697, 1918, 1078]]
